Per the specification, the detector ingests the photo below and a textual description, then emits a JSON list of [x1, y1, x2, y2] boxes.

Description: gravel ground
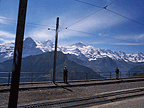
[[0, 81, 144, 107], [89, 96, 144, 108]]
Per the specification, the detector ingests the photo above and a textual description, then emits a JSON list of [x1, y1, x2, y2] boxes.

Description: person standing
[[115, 67, 119, 79], [63, 66, 68, 83]]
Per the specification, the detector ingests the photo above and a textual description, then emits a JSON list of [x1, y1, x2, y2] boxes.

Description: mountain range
[[0, 51, 103, 82], [0, 37, 144, 73]]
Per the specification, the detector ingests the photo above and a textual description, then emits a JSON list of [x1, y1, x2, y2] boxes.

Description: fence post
[[51, 72, 52, 81], [86, 72, 88, 81], [110, 72, 111, 79], [47, 73, 49, 81], [72, 72, 74, 81], [31, 73, 33, 85], [8, 72, 10, 86]]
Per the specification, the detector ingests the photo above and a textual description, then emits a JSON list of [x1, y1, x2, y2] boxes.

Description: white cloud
[[62, 5, 130, 31], [26, 5, 133, 41], [0, 38, 15, 44], [137, 34, 144, 40], [28, 28, 55, 41], [0, 16, 10, 24], [98, 33, 102, 36], [114, 34, 144, 42], [111, 43, 144, 45], [0, 30, 15, 44], [91, 41, 106, 44], [0, 30, 15, 38]]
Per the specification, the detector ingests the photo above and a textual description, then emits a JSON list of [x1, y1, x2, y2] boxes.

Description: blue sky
[[0, 0, 144, 54]]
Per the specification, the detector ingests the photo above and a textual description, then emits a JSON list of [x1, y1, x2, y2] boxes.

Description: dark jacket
[[63, 68, 68, 73], [115, 69, 119, 74]]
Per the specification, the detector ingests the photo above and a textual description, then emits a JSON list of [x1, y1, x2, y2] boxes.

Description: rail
[[0, 71, 143, 85]]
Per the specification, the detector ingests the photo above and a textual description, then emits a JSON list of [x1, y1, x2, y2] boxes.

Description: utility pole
[[53, 17, 59, 83], [8, 0, 28, 107]]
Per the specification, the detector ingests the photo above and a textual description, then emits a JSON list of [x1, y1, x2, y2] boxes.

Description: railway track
[[1, 78, 144, 93], [18, 87, 144, 108]]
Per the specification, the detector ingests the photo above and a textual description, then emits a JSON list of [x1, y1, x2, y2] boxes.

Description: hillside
[[129, 65, 144, 72], [128, 65, 144, 77], [0, 51, 103, 80], [132, 72, 144, 77]]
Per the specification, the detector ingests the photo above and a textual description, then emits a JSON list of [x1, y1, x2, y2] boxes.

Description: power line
[[106, 9, 144, 27], [59, 26, 71, 46], [65, 0, 117, 29], [26, 22, 54, 28], [75, 0, 117, 9], [66, 28, 139, 44], [0, 17, 54, 28], [75, 0, 144, 27], [66, 8, 103, 29], [75, 0, 102, 9]]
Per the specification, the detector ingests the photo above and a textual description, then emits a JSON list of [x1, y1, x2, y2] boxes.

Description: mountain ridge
[[0, 51, 103, 81], [0, 37, 144, 63]]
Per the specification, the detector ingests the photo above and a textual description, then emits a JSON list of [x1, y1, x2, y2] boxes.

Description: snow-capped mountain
[[0, 42, 14, 62], [60, 42, 144, 63], [0, 37, 144, 63]]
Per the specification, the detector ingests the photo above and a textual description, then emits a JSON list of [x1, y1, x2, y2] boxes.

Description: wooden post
[[53, 17, 59, 83], [8, 0, 28, 107]]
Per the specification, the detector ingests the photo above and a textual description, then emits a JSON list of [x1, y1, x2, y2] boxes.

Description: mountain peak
[[42, 40, 54, 47], [24, 37, 34, 41], [71, 42, 86, 48], [23, 37, 37, 47], [134, 52, 144, 56]]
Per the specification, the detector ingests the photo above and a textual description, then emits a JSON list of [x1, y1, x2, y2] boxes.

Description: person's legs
[[66, 73, 67, 83], [64, 73, 65, 82], [116, 73, 119, 79]]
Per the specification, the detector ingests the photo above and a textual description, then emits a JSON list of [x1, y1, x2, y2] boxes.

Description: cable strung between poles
[[75, 0, 144, 27], [65, 8, 103, 29], [0, 17, 54, 28], [66, 28, 141, 44], [59, 26, 71, 46], [65, 0, 118, 29]]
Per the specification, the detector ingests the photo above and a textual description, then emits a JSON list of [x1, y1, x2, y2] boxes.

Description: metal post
[[53, 17, 59, 83], [8, 0, 28, 107], [8, 72, 10, 86], [31, 73, 33, 85], [110, 72, 111, 79], [86, 72, 88, 81], [51, 72, 52, 81]]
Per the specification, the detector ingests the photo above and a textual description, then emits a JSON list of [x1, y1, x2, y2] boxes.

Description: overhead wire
[[0, 17, 55, 28], [65, 0, 117, 29], [59, 26, 71, 46], [105, 9, 144, 27], [65, 8, 103, 29], [75, 0, 144, 27], [63, 0, 144, 45], [66, 28, 140, 44]]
